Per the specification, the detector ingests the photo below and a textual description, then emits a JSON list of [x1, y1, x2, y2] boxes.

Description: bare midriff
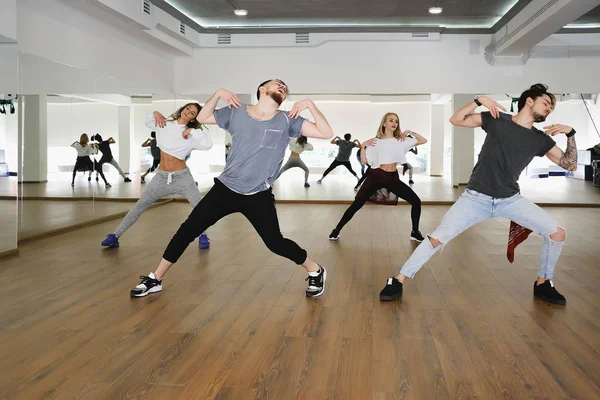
[[290, 152, 301, 158], [378, 162, 398, 172], [158, 150, 188, 172]]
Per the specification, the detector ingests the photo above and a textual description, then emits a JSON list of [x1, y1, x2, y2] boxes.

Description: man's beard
[[268, 91, 284, 105], [533, 112, 546, 123]]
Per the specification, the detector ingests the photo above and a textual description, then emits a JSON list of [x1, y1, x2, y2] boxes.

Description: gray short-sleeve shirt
[[214, 104, 305, 194], [335, 140, 357, 161]]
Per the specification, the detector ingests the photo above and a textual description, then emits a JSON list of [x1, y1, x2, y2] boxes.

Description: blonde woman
[[71, 133, 106, 186], [329, 112, 427, 242]]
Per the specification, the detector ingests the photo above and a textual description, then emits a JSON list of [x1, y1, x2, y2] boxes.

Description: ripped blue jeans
[[399, 189, 564, 279]]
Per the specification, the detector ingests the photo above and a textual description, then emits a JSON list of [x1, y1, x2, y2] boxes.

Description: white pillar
[[19, 95, 48, 182], [429, 104, 445, 176], [451, 94, 475, 187], [118, 106, 130, 173]]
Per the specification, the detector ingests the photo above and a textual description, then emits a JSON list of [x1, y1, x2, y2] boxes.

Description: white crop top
[[365, 137, 417, 168], [72, 143, 97, 157], [288, 138, 314, 154], [145, 113, 213, 160]]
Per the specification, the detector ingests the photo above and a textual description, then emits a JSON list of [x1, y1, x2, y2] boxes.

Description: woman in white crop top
[[329, 112, 428, 243], [101, 103, 214, 249], [71, 133, 104, 187], [275, 136, 314, 187]]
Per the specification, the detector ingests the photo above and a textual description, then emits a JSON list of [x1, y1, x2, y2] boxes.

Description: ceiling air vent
[[179, 23, 186, 35], [217, 33, 232, 45], [142, 0, 151, 15], [295, 33, 310, 44], [411, 32, 430, 38]]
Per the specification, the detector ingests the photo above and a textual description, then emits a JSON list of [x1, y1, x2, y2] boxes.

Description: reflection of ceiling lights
[[428, 7, 443, 14], [233, 9, 248, 16]]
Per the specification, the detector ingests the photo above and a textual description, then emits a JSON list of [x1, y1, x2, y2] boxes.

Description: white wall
[[0, 0, 17, 42], [16, 0, 176, 94], [0, 104, 19, 173], [176, 34, 600, 95]]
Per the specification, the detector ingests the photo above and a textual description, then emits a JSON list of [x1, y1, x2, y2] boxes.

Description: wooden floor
[[0, 203, 599, 399]]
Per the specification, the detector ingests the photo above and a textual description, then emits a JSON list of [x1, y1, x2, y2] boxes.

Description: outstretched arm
[[449, 96, 506, 128], [197, 89, 241, 125], [289, 100, 334, 140], [544, 124, 577, 171]]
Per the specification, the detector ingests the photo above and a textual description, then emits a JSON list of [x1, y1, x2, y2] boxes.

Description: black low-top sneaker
[[305, 266, 327, 297], [410, 231, 425, 242], [329, 229, 340, 241], [380, 277, 403, 301], [130, 273, 162, 297], [533, 280, 566, 305]]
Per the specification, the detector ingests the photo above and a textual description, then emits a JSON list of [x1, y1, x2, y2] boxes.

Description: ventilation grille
[[411, 32, 430, 38], [217, 34, 231, 45], [142, 0, 151, 15], [179, 23, 186, 35], [295, 33, 309, 44]]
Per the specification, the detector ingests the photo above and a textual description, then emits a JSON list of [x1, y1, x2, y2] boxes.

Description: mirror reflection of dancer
[[129, 79, 334, 299], [380, 84, 576, 306], [70, 133, 105, 186], [90, 134, 132, 185], [101, 103, 213, 249], [317, 133, 360, 184], [330, 112, 427, 242], [276, 136, 314, 188], [141, 131, 160, 183]]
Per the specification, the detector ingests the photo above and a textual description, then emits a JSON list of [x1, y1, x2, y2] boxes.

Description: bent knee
[[550, 226, 566, 242], [429, 236, 443, 248]]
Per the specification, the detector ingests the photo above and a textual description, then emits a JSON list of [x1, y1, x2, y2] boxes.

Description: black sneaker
[[329, 229, 340, 241], [124, 177, 132, 183], [409, 180, 414, 184], [410, 231, 425, 242], [380, 277, 403, 301], [130, 273, 162, 297], [305, 266, 327, 297], [533, 280, 566, 305]]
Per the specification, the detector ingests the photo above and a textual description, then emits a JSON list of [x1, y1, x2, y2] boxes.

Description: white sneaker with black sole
[[305, 266, 327, 297], [130, 272, 162, 297], [410, 231, 425, 242]]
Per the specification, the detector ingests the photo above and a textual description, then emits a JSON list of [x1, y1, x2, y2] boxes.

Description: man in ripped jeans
[[380, 84, 577, 305]]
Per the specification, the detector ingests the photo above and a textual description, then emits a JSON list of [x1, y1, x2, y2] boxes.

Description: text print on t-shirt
[[260, 129, 284, 149]]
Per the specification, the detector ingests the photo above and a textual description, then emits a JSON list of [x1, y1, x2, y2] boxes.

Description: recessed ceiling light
[[234, 9, 248, 16], [429, 7, 443, 14]]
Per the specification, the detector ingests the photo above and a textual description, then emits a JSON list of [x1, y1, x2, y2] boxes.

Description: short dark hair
[[256, 79, 288, 100], [518, 83, 556, 112], [150, 131, 156, 139], [91, 133, 103, 142], [344, 133, 351, 140]]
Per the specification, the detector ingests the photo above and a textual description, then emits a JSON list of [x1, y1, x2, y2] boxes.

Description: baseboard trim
[[0, 248, 18, 259]]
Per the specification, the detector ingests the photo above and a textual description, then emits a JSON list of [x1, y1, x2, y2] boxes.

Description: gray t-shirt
[[467, 112, 556, 198], [335, 139, 357, 161], [214, 104, 305, 194]]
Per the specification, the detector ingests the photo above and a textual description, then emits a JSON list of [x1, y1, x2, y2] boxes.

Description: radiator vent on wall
[[295, 33, 310, 44], [142, 0, 151, 15], [217, 33, 232, 45], [179, 23, 186, 35]]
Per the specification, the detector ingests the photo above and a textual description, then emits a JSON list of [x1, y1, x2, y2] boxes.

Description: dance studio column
[[18, 95, 48, 182], [118, 106, 131, 173], [451, 94, 475, 187], [429, 104, 445, 177]]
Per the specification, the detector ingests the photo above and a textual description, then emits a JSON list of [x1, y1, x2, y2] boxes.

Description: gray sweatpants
[[108, 159, 127, 179], [276, 157, 310, 183], [114, 168, 202, 237]]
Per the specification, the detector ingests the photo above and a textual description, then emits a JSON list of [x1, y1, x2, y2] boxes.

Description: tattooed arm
[[544, 124, 577, 171]]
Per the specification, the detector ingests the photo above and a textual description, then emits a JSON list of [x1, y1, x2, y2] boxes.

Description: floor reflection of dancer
[[329, 112, 427, 242], [129, 79, 334, 299], [101, 103, 213, 249], [91, 134, 132, 185], [141, 131, 160, 183], [276, 136, 313, 187], [379, 84, 576, 305]]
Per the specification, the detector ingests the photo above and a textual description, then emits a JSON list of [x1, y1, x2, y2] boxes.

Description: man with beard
[[379, 84, 578, 306], [130, 79, 334, 299]]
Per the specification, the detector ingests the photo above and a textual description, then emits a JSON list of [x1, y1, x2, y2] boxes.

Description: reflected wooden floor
[[1, 171, 599, 205], [0, 203, 599, 399]]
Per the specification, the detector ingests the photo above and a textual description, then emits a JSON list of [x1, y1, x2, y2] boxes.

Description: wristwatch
[[566, 128, 576, 138], [474, 96, 482, 107]]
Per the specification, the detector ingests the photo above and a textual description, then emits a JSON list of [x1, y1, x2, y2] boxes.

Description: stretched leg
[[174, 169, 209, 242], [387, 180, 422, 232], [296, 158, 310, 184], [406, 163, 414, 181], [334, 177, 384, 233], [108, 158, 127, 179], [71, 164, 77, 185], [341, 161, 359, 178], [95, 162, 109, 185], [275, 158, 294, 180], [354, 166, 370, 189], [319, 160, 342, 181], [397, 190, 492, 280], [112, 172, 171, 237]]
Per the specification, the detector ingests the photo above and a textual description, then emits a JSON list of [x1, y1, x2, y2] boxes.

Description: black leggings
[[163, 179, 308, 265], [335, 169, 421, 232], [71, 158, 108, 184], [322, 160, 358, 178]]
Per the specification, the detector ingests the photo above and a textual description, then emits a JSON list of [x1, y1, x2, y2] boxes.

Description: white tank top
[[365, 137, 417, 168]]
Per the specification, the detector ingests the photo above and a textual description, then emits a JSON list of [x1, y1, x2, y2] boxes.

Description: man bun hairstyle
[[518, 83, 556, 112]]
